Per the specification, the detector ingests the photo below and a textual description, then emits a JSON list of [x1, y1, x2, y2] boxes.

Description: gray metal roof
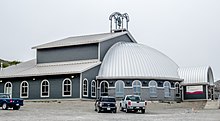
[[0, 59, 101, 78], [97, 42, 181, 80], [32, 31, 136, 49], [178, 66, 214, 85]]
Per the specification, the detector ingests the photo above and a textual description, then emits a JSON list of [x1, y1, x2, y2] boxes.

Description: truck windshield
[[127, 96, 141, 101], [102, 98, 116, 102]]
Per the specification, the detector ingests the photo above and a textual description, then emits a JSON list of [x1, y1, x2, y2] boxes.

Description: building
[[178, 66, 215, 101], [0, 12, 215, 101]]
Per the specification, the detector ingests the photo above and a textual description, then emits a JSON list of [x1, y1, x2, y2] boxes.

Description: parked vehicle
[[0, 93, 24, 110], [120, 95, 147, 113], [94, 96, 117, 113]]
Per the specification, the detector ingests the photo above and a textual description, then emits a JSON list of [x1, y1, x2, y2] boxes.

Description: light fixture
[[33, 78, 35, 81], [0, 80, 2, 83], [71, 76, 74, 78]]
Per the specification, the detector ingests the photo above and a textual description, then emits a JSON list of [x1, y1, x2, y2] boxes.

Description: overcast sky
[[0, 0, 219, 80]]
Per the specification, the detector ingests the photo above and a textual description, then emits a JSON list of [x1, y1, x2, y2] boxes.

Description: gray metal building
[[0, 12, 215, 101]]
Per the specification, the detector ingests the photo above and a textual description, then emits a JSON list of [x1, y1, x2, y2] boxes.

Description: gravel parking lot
[[0, 100, 219, 121]]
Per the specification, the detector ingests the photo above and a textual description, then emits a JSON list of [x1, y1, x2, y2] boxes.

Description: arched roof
[[178, 66, 214, 85], [97, 42, 180, 80]]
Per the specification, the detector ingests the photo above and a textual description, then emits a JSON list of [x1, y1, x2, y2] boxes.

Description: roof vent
[[109, 12, 129, 33]]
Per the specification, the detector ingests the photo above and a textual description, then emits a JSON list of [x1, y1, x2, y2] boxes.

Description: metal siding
[[178, 66, 214, 84], [0, 82, 3, 93], [29, 79, 41, 99], [0, 74, 81, 99], [32, 32, 134, 49], [82, 65, 100, 98], [0, 59, 100, 78], [37, 43, 98, 64], [98, 42, 179, 79], [98, 79, 175, 101], [100, 34, 134, 61]]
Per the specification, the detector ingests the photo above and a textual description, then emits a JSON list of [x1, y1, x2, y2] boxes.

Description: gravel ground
[[0, 100, 219, 121]]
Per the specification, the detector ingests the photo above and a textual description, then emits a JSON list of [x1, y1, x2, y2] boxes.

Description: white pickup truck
[[119, 95, 147, 113]]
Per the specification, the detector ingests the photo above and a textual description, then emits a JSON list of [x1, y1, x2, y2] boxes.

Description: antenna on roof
[[109, 12, 129, 33]]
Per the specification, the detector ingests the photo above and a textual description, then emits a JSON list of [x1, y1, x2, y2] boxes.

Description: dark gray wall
[[100, 34, 134, 61], [97, 79, 176, 101], [183, 85, 207, 100], [0, 74, 80, 99], [37, 43, 98, 64], [82, 65, 100, 99]]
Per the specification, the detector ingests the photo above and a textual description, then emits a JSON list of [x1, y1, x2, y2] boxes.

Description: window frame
[[132, 80, 141, 95], [149, 80, 157, 97], [41, 79, 50, 97], [115, 80, 125, 97], [163, 81, 171, 97], [100, 81, 109, 96], [4, 82, 12, 97], [20, 81, 29, 98], [83, 78, 88, 97], [174, 82, 181, 97], [62, 78, 72, 97], [91, 80, 96, 98]]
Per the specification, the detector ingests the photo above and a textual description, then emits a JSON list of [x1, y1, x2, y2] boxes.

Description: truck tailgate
[[131, 101, 145, 107]]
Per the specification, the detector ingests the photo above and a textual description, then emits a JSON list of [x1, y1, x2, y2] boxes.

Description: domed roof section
[[97, 42, 180, 80]]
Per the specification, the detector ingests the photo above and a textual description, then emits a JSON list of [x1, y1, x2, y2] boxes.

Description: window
[[149, 80, 157, 97], [133, 80, 141, 95], [164, 81, 171, 97], [91, 80, 96, 97], [63, 78, 72, 96], [83, 78, 88, 97], [115, 80, 124, 97], [4, 82, 12, 97], [41, 80, 49, 97], [20, 81, 29, 98], [175, 82, 180, 97], [100, 81, 109, 96]]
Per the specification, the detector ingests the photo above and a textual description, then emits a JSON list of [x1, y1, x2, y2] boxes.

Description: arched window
[[41, 80, 49, 97], [100, 81, 109, 96], [133, 80, 141, 95], [174, 82, 180, 97], [91, 80, 96, 97], [115, 80, 124, 97], [62, 78, 72, 96], [149, 80, 157, 97], [20, 81, 29, 98], [83, 78, 88, 97], [4, 82, 12, 97], [164, 81, 171, 97]]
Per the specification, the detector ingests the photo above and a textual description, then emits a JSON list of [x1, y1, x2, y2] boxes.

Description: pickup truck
[[94, 96, 117, 113], [120, 95, 146, 113], [0, 93, 24, 110]]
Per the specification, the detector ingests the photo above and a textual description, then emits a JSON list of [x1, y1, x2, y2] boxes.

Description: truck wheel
[[125, 105, 129, 113], [120, 104, 123, 111], [125, 108, 130, 113], [141, 109, 145, 114], [13, 106, 20, 110], [2, 103, 8, 110], [112, 109, 117, 113]]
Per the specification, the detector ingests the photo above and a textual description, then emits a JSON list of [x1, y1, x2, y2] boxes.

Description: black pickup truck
[[94, 96, 117, 113], [0, 93, 24, 110]]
